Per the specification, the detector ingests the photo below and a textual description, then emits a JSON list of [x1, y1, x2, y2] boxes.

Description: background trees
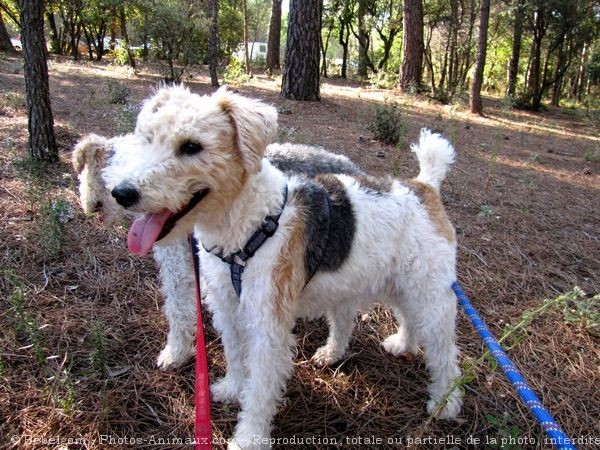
[[3, 0, 599, 122]]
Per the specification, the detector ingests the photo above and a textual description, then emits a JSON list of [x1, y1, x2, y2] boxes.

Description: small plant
[[38, 197, 74, 257], [367, 103, 406, 145], [0, 91, 26, 111], [8, 286, 46, 365], [584, 148, 600, 162], [529, 153, 544, 164], [478, 204, 493, 218], [115, 104, 139, 134], [501, 94, 515, 111], [277, 126, 302, 143], [369, 71, 398, 90], [277, 104, 294, 115], [54, 369, 77, 414], [485, 413, 522, 450], [89, 321, 107, 377], [222, 58, 252, 86], [106, 80, 131, 104]]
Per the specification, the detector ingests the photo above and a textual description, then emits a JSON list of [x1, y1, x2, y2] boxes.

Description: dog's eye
[[179, 141, 203, 156]]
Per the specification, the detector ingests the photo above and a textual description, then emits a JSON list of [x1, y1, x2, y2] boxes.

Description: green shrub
[[223, 58, 251, 86], [367, 104, 406, 145], [106, 80, 131, 104]]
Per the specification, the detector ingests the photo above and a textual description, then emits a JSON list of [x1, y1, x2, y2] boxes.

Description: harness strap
[[206, 185, 288, 297]]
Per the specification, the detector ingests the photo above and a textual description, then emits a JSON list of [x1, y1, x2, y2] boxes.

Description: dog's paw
[[311, 345, 342, 367], [426, 391, 463, 420], [156, 345, 192, 371], [381, 333, 417, 358], [211, 376, 242, 404]]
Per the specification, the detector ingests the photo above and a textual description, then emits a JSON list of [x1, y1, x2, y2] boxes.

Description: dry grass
[[1, 54, 599, 449]]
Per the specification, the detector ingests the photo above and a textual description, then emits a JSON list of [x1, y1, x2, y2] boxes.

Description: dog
[[95, 85, 462, 448], [73, 133, 364, 370]]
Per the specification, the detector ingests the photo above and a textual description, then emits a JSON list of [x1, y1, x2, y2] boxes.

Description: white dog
[[73, 133, 364, 370], [94, 85, 462, 448]]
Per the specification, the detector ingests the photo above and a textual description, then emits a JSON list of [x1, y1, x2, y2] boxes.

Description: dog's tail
[[411, 128, 455, 192]]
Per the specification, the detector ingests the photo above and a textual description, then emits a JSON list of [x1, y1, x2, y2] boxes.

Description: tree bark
[[209, 0, 219, 87], [46, 11, 61, 54], [506, 0, 524, 98], [242, 0, 251, 74], [399, 0, 424, 92], [119, 7, 136, 69], [20, 0, 58, 162], [356, 0, 368, 79], [266, 0, 282, 73], [0, 10, 15, 53], [281, 0, 322, 101], [470, 0, 491, 115]]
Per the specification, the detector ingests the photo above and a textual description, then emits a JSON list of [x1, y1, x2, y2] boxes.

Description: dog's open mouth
[[127, 189, 209, 256]]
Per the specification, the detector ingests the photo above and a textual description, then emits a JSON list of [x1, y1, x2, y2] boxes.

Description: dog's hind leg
[[407, 285, 462, 420], [155, 239, 197, 370], [381, 305, 419, 358], [312, 304, 355, 367]]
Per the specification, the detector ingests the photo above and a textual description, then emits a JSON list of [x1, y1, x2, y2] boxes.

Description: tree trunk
[[20, 0, 58, 162], [46, 11, 61, 54], [0, 11, 16, 53], [399, 0, 424, 92], [209, 0, 219, 87], [356, 0, 368, 79], [526, 6, 545, 110], [320, 21, 333, 78], [119, 7, 136, 69], [447, 0, 459, 94], [470, 0, 490, 115], [281, 0, 322, 101], [266, 0, 282, 73], [506, 0, 524, 98], [339, 18, 349, 79], [242, 0, 251, 74]]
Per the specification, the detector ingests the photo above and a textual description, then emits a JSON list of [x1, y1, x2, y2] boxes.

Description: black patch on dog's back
[[293, 175, 355, 281]]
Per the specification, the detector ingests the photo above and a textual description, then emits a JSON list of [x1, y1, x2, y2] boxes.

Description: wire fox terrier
[[73, 131, 363, 371], [75, 85, 462, 449]]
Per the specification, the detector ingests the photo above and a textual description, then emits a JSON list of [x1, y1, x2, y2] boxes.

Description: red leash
[[190, 235, 212, 449]]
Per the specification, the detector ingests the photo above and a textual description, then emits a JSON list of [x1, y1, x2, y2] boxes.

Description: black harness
[[204, 185, 289, 297]]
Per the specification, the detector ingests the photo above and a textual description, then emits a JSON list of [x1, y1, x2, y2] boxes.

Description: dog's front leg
[[230, 297, 295, 449], [208, 286, 248, 404], [154, 240, 197, 370]]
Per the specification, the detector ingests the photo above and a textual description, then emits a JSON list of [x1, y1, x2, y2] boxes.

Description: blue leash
[[452, 282, 577, 450]]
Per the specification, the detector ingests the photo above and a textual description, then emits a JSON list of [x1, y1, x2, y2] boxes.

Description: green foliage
[[367, 104, 406, 145], [223, 57, 252, 86], [115, 104, 138, 134], [7, 280, 46, 365], [89, 321, 107, 377], [106, 80, 130, 104], [485, 413, 522, 450], [38, 197, 74, 257], [143, 0, 208, 81], [584, 148, 600, 162]]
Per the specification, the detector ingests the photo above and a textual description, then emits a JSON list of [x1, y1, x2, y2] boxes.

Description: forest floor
[[1, 54, 599, 449]]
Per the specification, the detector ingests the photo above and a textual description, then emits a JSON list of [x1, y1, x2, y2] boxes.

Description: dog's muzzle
[[111, 183, 140, 208]]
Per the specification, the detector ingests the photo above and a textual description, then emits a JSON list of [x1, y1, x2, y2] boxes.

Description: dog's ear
[[72, 134, 110, 174], [215, 87, 278, 174]]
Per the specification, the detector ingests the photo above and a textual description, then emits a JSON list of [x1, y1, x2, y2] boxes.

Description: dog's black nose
[[111, 184, 140, 208]]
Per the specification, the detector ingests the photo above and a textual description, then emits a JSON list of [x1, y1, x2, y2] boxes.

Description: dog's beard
[[127, 189, 209, 256]]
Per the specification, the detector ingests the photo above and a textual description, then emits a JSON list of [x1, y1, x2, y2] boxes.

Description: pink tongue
[[127, 210, 174, 256]]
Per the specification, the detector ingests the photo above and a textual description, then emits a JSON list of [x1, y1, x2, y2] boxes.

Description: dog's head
[[72, 133, 120, 224], [102, 85, 278, 256]]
